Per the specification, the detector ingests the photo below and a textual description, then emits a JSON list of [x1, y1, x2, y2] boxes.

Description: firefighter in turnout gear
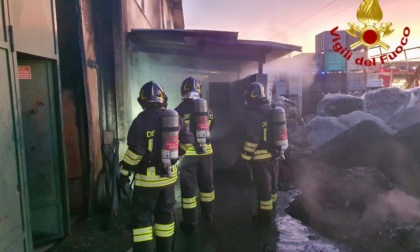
[[119, 81, 193, 252], [241, 82, 280, 225], [175, 76, 215, 233]]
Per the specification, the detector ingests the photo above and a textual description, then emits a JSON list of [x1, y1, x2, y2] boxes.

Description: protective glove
[[237, 157, 253, 183], [118, 174, 132, 197], [273, 150, 286, 161]]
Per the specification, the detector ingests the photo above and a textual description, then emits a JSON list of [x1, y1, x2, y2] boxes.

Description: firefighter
[[174, 76, 215, 233], [119, 81, 193, 252], [241, 82, 280, 225]]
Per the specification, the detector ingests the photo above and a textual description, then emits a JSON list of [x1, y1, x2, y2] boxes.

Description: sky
[[183, 0, 420, 60]]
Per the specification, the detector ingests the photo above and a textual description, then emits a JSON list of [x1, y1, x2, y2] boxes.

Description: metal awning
[[128, 29, 302, 63]]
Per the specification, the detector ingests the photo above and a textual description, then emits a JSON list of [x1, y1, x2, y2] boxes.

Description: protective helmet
[[181, 76, 202, 98], [244, 82, 266, 106], [137, 81, 168, 109]]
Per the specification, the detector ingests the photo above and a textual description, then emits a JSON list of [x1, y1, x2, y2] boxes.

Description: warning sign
[[18, 66, 32, 80]]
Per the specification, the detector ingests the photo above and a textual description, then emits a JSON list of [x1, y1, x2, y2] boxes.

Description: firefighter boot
[[132, 240, 154, 252], [251, 210, 272, 226], [156, 236, 174, 252], [180, 220, 198, 233], [201, 201, 214, 224]]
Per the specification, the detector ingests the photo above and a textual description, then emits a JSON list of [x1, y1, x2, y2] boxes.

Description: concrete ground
[[47, 169, 277, 252]]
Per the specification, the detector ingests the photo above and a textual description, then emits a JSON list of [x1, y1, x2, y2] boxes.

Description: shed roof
[[128, 29, 302, 63]]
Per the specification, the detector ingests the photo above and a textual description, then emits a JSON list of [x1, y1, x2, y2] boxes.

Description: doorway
[[18, 57, 67, 245]]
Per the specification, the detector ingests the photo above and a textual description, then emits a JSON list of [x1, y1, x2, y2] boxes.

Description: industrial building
[[1, 0, 301, 250]]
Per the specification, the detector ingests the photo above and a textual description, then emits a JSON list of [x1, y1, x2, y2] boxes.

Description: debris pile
[[285, 87, 420, 251]]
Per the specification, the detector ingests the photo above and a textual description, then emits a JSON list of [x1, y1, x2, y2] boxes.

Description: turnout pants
[[251, 158, 278, 220], [179, 155, 215, 224], [131, 186, 175, 252]]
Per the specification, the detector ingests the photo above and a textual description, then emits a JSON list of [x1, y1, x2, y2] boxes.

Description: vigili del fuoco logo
[[329, 0, 410, 66]]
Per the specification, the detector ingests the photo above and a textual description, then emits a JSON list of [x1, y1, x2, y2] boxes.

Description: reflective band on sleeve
[[252, 150, 272, 160], [133, 226, 153, 243], [200, 191, 215, 202], [123, 149, 142, 165], [241, 152, 252, 160], [244, 141, 258, 153], [154, 222, 175, 238], [245, 141, 258, 148], [119, 167, 130, 176], [252, 153, 272, 160], [182, 196, 197, 209], [271, 193, 278, 203], [260, 200, 273, 210]]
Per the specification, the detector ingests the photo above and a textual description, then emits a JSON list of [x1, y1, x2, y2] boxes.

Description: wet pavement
[[49, 170, 350, 252]]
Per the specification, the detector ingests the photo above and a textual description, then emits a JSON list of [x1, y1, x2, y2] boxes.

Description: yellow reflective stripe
[[133, 226, 153, 243], [264, 128, 267, 141], [185, 144, 213, 156], [134, 166, 178, 188], [241, 152, 251, 160], [252, 152, 272, 160], [260, 200, 273, 210], [148, 139, 153, 152], [272, 193, 278, 203], [126, 149, 142, 160], [200, 191, 215, 202], [123, 157, 139, 165], [254, 150, 269, 155], [155, 222, 175, 238], [252, 153, 272, 160], [244, 141, 258, 153], [182, 196, 197, 209], [123, 149, 143, 165], [179, 143, 189, 151], [245, 141, 258, 148], [133, 234, 153, 243], [244, 146, 256, 152], [146, 167, 156, 176], [120, 167, 130, 176], [133, 227, 153, 236]]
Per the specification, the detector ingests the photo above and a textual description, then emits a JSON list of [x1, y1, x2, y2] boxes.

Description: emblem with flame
[[347, 0, 394, 50]]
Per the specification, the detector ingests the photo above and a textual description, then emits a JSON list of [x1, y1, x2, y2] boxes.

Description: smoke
[[264, 53, 319, 101], [289, 142, 420, 246], [363, 188, 420, 224]]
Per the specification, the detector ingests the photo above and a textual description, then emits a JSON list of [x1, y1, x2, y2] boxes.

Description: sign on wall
[[18, 66, 32, 80]]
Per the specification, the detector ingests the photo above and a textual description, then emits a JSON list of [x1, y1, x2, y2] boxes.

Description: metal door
[[18, 60, 64, 245], [0, 0, 32, 251]]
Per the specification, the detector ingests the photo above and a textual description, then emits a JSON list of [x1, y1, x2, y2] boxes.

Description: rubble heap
[[285, 87, 420, 251]]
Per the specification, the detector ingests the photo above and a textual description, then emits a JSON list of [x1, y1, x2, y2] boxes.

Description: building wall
[[128, 52, 243, 116], [114, 0, 184, 144], [128, 51, 260, 169]]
